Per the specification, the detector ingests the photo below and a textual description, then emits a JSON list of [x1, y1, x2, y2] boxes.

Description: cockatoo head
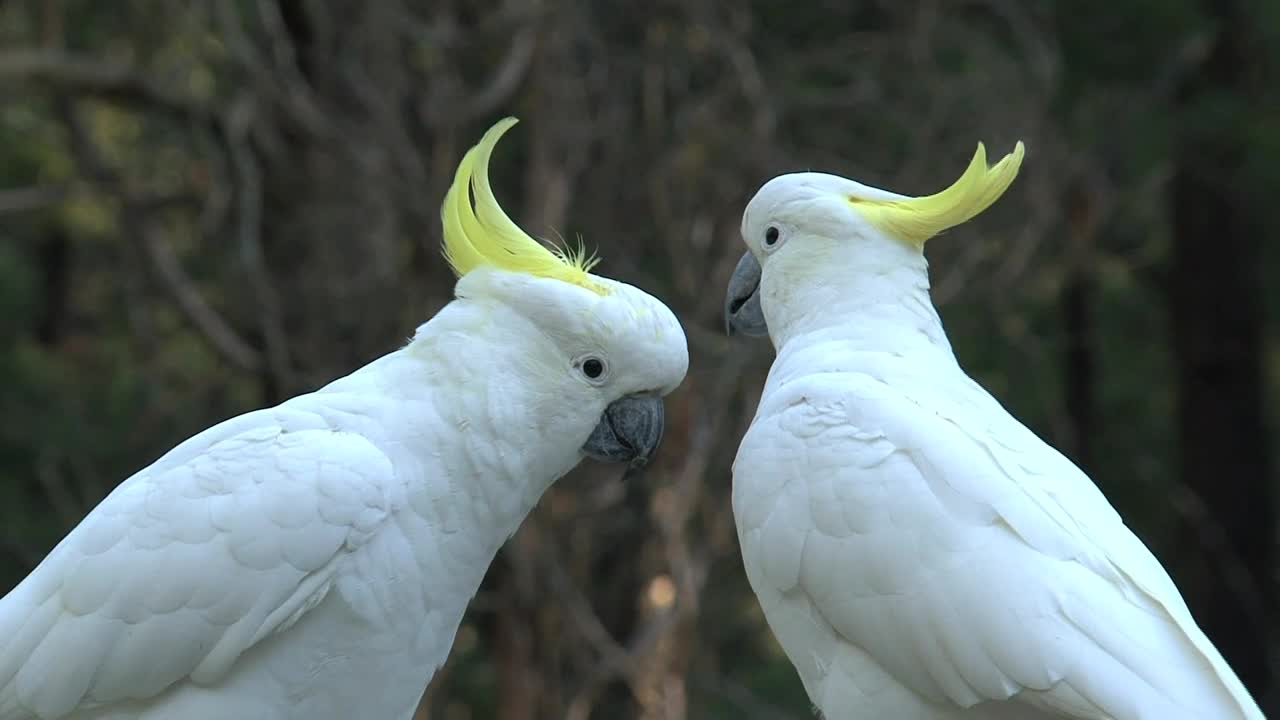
[[725, 142, 1024, 339], [440, 118, 688, 469]]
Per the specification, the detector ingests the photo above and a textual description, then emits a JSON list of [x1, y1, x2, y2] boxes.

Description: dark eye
[[764, 226, 780, 246], [581, 358, 605, 380]]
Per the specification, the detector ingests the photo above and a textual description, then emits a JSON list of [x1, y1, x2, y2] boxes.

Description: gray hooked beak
[[725, 251, 769, 337], [582, 394, 665, 469]]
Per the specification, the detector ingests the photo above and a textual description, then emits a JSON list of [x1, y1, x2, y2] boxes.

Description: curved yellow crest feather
[[850, 141, 1025, 247], [441, 117, 606, 294]]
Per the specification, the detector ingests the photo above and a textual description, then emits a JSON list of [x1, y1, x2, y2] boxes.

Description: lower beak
[[581, 394, 665, 469]]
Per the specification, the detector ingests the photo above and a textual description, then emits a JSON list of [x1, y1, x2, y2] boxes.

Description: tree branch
[[0, 49, 208, 121], [224, 95, 293, 391], [0, 185, 69, 215]]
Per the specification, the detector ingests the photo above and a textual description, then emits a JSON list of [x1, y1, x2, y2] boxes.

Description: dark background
[[0, 1, 1277, 717]]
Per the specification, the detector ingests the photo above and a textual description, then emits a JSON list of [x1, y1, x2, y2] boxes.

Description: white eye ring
[[762, 225, 784, 252], [575, 355, 609, 385]]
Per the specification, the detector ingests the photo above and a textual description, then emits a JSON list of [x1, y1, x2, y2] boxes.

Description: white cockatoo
[[0, 118, 689, 720], [723, 144, 1264, 719]]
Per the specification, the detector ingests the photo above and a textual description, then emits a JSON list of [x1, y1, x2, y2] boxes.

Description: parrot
[[0, 117, 689, 720], [723, 143, 1265, 719]]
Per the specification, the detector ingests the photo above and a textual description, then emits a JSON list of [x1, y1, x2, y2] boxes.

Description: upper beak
[[581, 394, 665, 469], [725, 251, 769, 337]]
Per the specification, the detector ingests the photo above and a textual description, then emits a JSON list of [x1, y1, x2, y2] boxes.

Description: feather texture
[[733, 152, 1263, 719], [0, 118, 689, 720], [736, 354, 1262, 719], [0, 403, 409, 720]]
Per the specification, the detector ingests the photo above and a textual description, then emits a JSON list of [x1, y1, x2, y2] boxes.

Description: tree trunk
[[34, 229, 70, 346], [1061, 180, 1098, 470], [1169, 0, 1272, 703]]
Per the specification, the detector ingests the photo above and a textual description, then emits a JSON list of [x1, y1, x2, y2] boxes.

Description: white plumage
[[0, 119, 689, 720], [725, 148, 1264, 719], [2, 363, 439, 719]]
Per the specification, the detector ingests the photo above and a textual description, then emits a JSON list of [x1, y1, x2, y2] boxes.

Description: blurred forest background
[[1, 0, 1278, 718]]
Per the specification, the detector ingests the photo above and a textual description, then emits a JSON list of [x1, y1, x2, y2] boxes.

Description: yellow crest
[[441, 117, 606, 294], [850, 141, 1025, 247]]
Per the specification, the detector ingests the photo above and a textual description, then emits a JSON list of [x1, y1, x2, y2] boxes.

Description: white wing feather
[[0, 406, 398, 720], [735, 370, 1262, 719]]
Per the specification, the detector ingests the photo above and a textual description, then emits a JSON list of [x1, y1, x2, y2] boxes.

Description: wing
[[0, 406, 400, 720], [735, 371, 1263, 720]]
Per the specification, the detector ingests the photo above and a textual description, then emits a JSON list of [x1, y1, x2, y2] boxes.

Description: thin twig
[[140, 225, 264, 371], [0, 185, 69, 215]]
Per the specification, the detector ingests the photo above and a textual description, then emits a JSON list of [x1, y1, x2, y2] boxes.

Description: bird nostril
[[729, 296, 748, 314]]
